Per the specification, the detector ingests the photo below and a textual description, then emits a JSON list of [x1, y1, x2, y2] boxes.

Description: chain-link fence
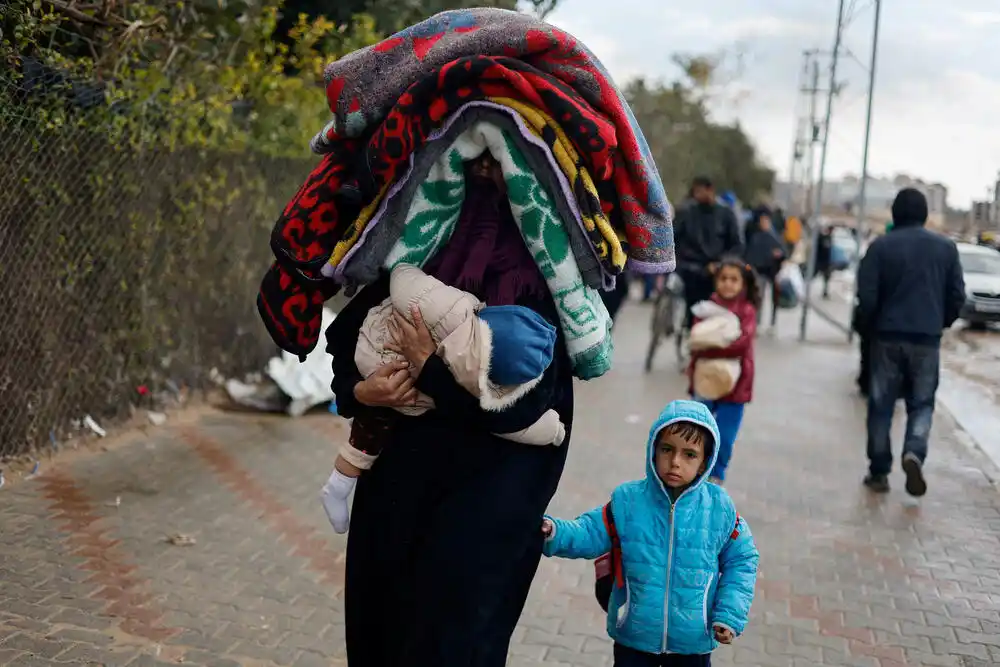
[[0, 65, 312, 458]]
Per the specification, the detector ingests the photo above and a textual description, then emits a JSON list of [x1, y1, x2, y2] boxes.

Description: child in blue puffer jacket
[[541, 400, 759, 666]]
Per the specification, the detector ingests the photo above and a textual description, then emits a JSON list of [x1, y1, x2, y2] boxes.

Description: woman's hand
[[354, 361, 417, 408], [385, 305, 437, 376]]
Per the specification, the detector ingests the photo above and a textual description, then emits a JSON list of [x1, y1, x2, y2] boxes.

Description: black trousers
[[344, 414, 570, 667], [614, 643, 712, 666], [857, 333, 871, 393]]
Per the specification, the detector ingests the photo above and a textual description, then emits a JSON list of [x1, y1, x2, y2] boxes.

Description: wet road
[[2, 300, 1000, 666]]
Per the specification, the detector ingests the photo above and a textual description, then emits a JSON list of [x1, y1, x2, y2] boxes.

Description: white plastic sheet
[[264, 308, 338, 417]]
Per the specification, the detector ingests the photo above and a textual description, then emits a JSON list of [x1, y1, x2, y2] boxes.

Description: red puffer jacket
[[688, 294, 757, 404]]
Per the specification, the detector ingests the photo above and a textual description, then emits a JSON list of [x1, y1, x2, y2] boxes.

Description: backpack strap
[[602, 502, 624, 588], [730, 511, 742, 540]]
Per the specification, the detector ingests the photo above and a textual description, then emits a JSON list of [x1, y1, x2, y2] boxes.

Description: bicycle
[[644, 273, 689, 372]]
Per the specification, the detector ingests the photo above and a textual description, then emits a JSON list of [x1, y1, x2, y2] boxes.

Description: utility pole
[[848, 0, 882, 343], [803, 55, 821, 219], [853, 0, 882, 248], [787, 51, 810, 212], [787, 50, 824, 216], [799, 0, 846, 341]]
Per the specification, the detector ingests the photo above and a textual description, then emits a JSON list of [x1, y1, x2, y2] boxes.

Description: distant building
[[773, 173, 948, 229], [971, 201, 993, 229]]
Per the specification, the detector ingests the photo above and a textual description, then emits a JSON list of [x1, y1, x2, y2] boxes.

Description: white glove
[[320, 468, 357, 534]]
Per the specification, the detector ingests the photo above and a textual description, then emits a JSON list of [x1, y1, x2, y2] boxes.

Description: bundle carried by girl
[[688, 300, 742, 400], [355, 264, 565, 446]]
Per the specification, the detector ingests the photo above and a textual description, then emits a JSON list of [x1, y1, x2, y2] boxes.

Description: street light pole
[[848, 0, 881, 343], [799, 0, 846, 341]]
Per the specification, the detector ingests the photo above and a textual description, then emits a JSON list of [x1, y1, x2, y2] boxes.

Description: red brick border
[[38, 470, 180, 642], [179, 427, 347, 589]]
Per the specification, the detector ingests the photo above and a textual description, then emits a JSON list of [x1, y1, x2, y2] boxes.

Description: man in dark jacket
[[744, 209, 786, 325], [855, 188, 966, 497], [813, 224, 834, 298], [673, 176, 743, 326]]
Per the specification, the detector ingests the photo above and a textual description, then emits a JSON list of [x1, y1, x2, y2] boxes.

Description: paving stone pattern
[[2, 304, 999, 667]]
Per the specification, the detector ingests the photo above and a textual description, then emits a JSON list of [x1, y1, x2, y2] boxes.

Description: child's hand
[[713, 625, 734, 644], [541, 518, 554, 538]]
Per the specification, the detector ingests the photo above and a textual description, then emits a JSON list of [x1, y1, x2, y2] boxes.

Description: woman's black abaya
[[327, 274, 572, 667]]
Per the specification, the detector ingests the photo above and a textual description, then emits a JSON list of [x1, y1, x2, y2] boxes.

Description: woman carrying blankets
[[255, 9, 676, 666], [326, 157, 572, 665]]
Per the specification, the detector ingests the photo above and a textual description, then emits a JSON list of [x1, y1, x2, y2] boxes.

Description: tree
[[625, 57, 774, 206], [276, 0, 558, 38]]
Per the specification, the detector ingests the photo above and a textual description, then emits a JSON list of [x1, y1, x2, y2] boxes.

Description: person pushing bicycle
[[672, 176, 744, 328]]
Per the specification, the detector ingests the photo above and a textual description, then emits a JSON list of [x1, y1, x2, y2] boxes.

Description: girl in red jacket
[[688, 256, 761, 484]]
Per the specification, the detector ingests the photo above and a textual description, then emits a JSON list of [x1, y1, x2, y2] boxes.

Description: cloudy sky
[[544, 0, 1000, 208]]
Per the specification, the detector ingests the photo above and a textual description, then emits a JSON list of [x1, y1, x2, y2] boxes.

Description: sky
[[543, 0, 1000, 208]]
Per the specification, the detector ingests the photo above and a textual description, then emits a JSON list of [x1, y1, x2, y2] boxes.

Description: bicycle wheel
[[645, 290, 674, 372]]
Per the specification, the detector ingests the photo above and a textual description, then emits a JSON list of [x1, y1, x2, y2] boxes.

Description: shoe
[[863, 473, 890, 493], [901, 453, 927, 497]]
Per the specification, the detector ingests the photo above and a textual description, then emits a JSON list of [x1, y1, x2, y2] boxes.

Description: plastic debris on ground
[[83, 415, 106, 437], [147, 411, 168, 426], [225, 307, 338, 417], [165, 533, 196, 546]]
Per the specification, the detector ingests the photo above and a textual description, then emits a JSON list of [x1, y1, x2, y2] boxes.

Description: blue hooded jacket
[[542, 400, 759, 655]]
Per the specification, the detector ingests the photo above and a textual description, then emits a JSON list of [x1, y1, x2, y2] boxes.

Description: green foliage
[[1, 1, 384, 155], [625, 72, 775, 205], [0, 112, 311, 455], [276, 0, 558, 36]]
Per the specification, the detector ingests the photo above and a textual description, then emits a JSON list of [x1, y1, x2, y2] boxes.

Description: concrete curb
[[937, 368, 1000, 484]]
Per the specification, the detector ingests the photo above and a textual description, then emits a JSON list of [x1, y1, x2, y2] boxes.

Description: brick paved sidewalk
[[2, 303, 1000, 667]]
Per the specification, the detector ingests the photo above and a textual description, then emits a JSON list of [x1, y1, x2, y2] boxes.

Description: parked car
[[958, 242, 1000, 329]]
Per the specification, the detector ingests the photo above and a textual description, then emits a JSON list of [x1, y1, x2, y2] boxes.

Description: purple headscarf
[[424, 166, 549, 307]]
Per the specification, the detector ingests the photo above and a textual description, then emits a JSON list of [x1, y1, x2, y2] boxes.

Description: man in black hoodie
[[855, 188, 966, 497], [673, 175, 743, 326]]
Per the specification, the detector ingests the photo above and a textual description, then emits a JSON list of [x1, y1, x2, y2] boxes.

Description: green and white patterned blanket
[[384, 121, 613, 380]]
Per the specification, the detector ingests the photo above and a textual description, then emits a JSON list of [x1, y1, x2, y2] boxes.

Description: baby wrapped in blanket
[[321, 263, 565, 533], [688, 300, 743, 401]]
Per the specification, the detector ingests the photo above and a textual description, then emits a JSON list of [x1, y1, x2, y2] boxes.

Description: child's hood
[[646, 400, 722, 499]]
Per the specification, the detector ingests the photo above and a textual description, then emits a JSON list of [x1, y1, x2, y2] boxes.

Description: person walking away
[[673, 176, 743, 328], [851, 295, 871, 397], [688, 257, 759, 484], [855, 188, 966, 496], [540, 400, 759, 666], [771, 206, 788, 237], [743, 211, 786, 325], [812, 224, 834, 299]]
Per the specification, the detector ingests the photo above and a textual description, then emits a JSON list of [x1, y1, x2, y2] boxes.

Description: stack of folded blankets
[[257, 8, 675, 381]]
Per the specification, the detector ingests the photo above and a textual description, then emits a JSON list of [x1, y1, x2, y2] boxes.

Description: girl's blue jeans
[[692, 397, 745, 481]]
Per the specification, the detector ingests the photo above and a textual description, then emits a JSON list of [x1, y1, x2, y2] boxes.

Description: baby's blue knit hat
[[477, 305, 557, 386]]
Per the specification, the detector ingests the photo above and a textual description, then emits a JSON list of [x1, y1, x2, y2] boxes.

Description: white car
[[958, 242, 1000, 328]]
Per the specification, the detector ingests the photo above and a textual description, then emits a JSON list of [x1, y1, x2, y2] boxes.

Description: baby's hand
[[713, 625, 734, 644], [541, 518, 554, 538]]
